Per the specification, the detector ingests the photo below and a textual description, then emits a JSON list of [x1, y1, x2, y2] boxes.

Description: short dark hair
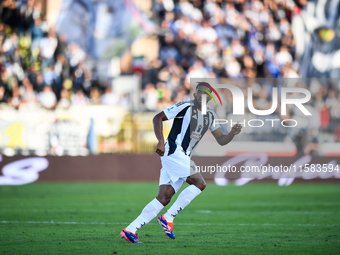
[[196, 82, 212, 92]]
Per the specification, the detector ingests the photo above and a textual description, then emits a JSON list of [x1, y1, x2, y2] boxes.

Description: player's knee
[[196, 181, 206, 191], [156, 195, 172, 206]]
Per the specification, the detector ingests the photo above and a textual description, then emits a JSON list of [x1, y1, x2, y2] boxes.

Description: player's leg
[[121, 184, 175, 243], [186, 172, 206, 191], [156, 178, 184, 239], [162, 173, 205, 223], [156, 184, 176, 206], [122, 165, 176, 231], [124, 185, 174, 233]]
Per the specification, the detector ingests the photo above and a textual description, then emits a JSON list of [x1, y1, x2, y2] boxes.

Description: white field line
[[0, 209, 338, 215], [1, 202, 340, 207], [195, 210, 340, 214], [194, 210, 338, 215], [0, 220, 339, 227]]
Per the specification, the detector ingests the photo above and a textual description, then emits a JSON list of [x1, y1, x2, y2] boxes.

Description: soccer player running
[[121, 82, 242, 243]]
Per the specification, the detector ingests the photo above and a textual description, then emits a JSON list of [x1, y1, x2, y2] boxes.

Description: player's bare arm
[[153, 111, 168, 156], [212, 124, 242, 145]]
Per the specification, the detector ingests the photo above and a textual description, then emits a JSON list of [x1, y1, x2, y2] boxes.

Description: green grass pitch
[[0, 182, 339, 254]]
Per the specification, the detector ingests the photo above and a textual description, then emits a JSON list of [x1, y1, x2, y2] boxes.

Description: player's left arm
[[211, 124, 242, 146]]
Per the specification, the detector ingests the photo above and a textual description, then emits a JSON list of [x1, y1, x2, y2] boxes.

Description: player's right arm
[[153, 101, 190, 156], [153, 111, 168, 156]]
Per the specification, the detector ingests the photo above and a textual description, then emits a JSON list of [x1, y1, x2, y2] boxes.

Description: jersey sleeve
[[209, 110, 220, 132], [163, 101, 190, 120]]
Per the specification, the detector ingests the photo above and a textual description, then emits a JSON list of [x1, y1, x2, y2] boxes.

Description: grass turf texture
[[0, 182, 339, 255]]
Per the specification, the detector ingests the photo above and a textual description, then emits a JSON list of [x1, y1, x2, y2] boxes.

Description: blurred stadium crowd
[[0, 0, 301, 111], [0, 0, 339, 146], [142, 0, 304, 112], [0, 0, 119, 110]]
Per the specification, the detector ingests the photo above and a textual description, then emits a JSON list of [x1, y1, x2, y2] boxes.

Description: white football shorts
[[159, 145, 197, 193]]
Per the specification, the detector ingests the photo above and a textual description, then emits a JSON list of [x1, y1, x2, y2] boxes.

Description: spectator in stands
[[39, 28, 58, 70], [8, 83, 22, 109], [157, 57, 185, 89], [303, 129, 320, 156], [54, 33, 68, 57], [57, 88, 71, 109], [30, 17, 44, 52], [21, 77, 37, 105], [33, 72, 45, 93], [43, 65, 59, 86], [1, 0, 18, 29], [90, 87, 101, 105], [156, 82, 172, 111], [142, 83, 158, 112], [0, 85, 9, 103], [71, 88, 90, 106], [20, 0, 35, 34], [39, 85, 57, 110], [2, 33, 18, 55], [100, 87, 119, 105], [54, 54, 70, 88]]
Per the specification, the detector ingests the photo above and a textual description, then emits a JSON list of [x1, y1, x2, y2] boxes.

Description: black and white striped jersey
[[163, 100, 220, 156]]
